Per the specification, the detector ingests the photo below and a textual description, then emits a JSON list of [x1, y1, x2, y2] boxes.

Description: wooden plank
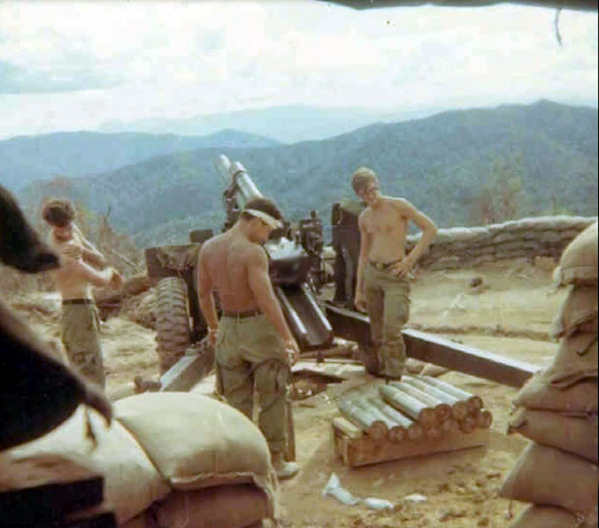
[[160, 341, 215, 392], [285, 398, 296, 463], [292, 361, 363, 382], [324, 302, 541, 388], [403, 329, 541, 388], [332, 421, 489, 468]]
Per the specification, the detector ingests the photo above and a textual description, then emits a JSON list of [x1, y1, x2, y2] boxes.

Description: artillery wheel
[[155, 277, 191, 374]]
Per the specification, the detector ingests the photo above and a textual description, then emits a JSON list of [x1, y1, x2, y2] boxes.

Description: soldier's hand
[[390, 258, 412, 278], [109, 269, 124, 289], [354, 291, 367, 312], [284, 339, 300, 366], [207, 327, 219, 348]]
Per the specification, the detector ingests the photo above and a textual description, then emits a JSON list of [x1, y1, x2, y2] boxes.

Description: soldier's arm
[[73, 224, 107, 268], [395, 198, 437, 267], [246, 246, 296, 346], [197, 245, 219, 338], [61, 257, 115, 288]]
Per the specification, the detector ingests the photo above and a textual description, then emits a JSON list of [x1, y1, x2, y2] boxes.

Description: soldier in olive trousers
[[216, 314, 290, 454], [352, 167, 437, 380], [198, 197, 300, 480], [363, 262, 411, 379], [60, 301, 105, 388], [43, 198, 123, 389]]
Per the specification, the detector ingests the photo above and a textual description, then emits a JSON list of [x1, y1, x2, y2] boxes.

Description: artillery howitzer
[[145, 155, 539, 393], [145, 155, 333, 381]]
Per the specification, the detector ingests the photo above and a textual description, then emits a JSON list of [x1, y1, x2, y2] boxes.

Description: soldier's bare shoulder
[[242, 241, 267, 262], [388, 196, 412, 213], [388, 196, 408, 205], [200, 232, 228, 255], [358, 206, 373, 224]]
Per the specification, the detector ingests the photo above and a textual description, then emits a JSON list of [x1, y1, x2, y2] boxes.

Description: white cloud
[[0, 1, 596, 138]]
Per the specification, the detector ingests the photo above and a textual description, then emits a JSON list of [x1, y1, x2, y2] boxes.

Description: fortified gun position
[[145, 155, 333, 380]]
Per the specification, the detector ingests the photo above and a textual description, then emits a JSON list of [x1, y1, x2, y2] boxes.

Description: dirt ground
[[13, 258, 565, 528]]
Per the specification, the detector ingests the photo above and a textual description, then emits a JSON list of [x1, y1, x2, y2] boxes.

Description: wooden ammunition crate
[[332, 417, 489, 468]]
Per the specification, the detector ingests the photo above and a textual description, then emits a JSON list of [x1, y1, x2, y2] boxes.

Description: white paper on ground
[[403, 493, 428, 503], [323, 473, 395, 510]]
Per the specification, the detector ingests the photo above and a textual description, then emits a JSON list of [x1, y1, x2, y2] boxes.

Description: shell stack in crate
[[500, 221, 598, 527], [333, 376, 492, 468]]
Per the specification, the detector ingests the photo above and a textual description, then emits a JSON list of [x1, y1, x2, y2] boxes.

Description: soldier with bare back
[[352, 167, 437, 380], [197, 197, 301, 480], [42, 199, 123, 388]]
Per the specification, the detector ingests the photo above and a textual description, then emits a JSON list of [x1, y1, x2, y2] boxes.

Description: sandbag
[[514, 371, 597, 414], [114, 392, 277, 519], [508, 408, 598, 462], [552, 285, 598, 339], [510, 505, 581, 528], [8, 407, 171, 524], [151, 484, 269, 528], [499, 442, 599, 517], [555, 222, 598, 286], [546, 333, 598, 389]]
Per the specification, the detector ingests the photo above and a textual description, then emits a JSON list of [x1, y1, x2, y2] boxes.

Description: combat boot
[[271, 452, 300, 480]]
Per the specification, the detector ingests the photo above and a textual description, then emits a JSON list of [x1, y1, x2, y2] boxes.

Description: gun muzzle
[[215, 154, 232, 185], [229, 161, 263, 205]]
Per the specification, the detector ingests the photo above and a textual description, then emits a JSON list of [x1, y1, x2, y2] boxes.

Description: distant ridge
[[17, 100, 598, 247], [97, 103, 441, 144], [0, 129, 280, 190]]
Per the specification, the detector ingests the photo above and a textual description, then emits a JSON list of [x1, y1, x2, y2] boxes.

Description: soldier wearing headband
[[197, 197, 300, 480]]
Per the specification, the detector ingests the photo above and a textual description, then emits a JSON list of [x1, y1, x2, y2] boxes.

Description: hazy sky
[[0, 1, 597, 140]]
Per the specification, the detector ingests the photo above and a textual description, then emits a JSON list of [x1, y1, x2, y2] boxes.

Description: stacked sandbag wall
[[117, 392, 278, 528], [7, 393, 278, 528], [405, 216, 597, 270], [499, 222, 598, 527]]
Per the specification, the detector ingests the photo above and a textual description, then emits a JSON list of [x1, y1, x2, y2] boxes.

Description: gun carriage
[[145, 155, 333, 375]]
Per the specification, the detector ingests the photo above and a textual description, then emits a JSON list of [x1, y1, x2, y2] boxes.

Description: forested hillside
[[0, 129, 280, 190], [18, 100, 598, 247]]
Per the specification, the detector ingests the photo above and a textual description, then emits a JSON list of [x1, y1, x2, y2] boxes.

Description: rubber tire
[[155, 277, 191, 374]]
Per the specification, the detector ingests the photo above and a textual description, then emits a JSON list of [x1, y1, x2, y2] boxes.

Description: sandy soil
[[13, 259, 564, 528]]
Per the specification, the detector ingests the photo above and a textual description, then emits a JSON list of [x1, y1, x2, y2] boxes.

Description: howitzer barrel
[[215, 154, 232, 185], [214, 154, 334, 351], [230, 161, 263, 205], [216, 155, 263, 209]]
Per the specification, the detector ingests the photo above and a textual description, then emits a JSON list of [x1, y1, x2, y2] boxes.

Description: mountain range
[[0, 129, 279, 190], [97, 104, 441, 144], [13, 100, 598, 248]]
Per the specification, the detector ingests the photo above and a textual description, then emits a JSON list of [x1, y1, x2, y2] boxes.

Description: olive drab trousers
[[215, 314, 290, 453], [60, 302, 105, 388], [364, 263, 412, 379]]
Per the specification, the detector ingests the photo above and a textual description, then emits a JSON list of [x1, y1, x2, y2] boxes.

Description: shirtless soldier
[[352, 167, 437, 380], [42, 199, 123, 388], [198, 197, 301, 480]]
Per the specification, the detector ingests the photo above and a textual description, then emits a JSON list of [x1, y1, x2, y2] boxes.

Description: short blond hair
[[351, 167, 378, 195]]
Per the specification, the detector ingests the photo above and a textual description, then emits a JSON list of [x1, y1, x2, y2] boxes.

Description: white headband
[[244, 208, 283, 229]]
